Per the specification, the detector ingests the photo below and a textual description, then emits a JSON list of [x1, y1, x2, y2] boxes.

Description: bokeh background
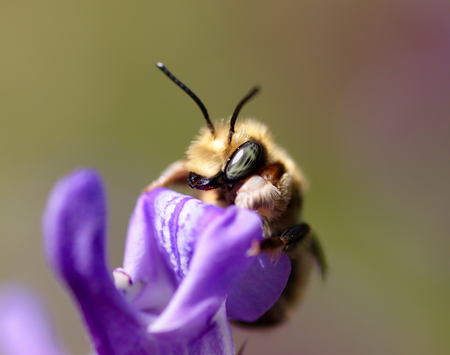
[[1, 1, 449, 354]]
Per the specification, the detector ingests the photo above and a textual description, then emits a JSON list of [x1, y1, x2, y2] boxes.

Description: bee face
[[146, 63, 327, 327], [186, 127, 265, 191]]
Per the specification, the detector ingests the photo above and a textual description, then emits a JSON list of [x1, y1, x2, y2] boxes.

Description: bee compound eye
[[224, 142, 263, 183]]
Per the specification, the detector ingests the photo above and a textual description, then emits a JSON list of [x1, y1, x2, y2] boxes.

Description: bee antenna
[[228, 86, 260, 144], [156, 62, 215, 135]]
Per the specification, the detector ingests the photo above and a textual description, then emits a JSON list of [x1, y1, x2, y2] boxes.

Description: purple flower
[[0, 286, 70, 355], [0, 169, 291, 355]]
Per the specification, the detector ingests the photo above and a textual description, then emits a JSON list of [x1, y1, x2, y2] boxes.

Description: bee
[[146, 63, 327, 326]]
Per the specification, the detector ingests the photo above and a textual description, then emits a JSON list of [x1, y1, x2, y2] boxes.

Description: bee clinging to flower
[[145, 63, 327, 326]]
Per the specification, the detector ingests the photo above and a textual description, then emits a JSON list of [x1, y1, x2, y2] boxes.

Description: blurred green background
[[1, 1, 449, 354]]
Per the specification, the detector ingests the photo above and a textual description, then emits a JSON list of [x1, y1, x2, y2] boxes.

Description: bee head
[[184, 87, 264, 190]]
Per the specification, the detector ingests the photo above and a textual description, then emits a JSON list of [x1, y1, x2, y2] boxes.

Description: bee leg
[[144, 160, 189, 192], [261, 223, 328, 279], [259, 223, 310, 251]]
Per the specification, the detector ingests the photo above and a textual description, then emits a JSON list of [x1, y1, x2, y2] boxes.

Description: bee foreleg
[[260, 223, 311, 251], [260, 223, 328, 278], [144, 160, 189, 192]]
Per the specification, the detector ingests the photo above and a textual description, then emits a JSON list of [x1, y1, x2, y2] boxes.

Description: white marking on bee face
[[235, 175, 281, 211]]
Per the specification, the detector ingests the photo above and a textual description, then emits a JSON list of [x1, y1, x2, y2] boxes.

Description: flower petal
[[0, 286, 69, 355], [151, 304, 234, 355], [226, 252, 291, 322], [150, 205, 263, 339], [43, 169, 154, 355], [120, 191, 179, 314], [191, 304, 234, 355], [121, 188, 224, 314]]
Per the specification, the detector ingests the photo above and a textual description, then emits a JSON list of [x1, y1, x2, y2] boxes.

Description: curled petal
[[43, 169, 154, 355], [150, 206, 263, 338], [226, 252, 291, 322], [0, 286, 69, 355]]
